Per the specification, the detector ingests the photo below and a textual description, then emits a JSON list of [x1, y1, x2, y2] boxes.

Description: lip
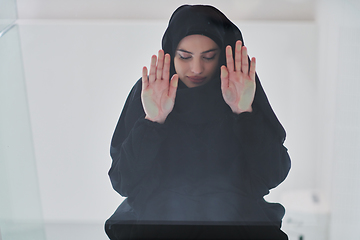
[[187, 76, 206, 84]]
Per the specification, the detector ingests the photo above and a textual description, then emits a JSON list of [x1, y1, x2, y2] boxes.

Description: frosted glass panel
[[0, 25, 45, 240], [0, 0, 17, 34]]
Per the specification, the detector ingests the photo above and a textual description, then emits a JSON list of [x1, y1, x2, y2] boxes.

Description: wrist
[[145, 115, 166, 124], [232, 106, 253, 115]]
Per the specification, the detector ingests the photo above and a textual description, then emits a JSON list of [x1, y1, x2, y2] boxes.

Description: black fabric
[[105, 222, 289, 240], [106, 4, 291, 240]]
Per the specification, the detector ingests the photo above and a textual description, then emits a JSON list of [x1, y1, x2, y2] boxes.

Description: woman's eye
[[203, 54, 216, 60], [203, 56, 215, 60], [179, 55, 191, 60]]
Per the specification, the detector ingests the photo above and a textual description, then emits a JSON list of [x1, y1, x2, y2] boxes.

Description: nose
[[191, 58, 203, 74]]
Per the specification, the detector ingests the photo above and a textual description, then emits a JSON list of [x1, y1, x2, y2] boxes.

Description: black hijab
[[161, 4, 286, 142]]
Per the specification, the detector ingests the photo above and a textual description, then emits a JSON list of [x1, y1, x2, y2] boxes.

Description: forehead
[[176, 34, 219, 52]]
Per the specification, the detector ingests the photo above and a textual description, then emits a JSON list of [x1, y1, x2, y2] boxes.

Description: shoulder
[[125, 78, 145, 122], [127, 78, 142, 103]]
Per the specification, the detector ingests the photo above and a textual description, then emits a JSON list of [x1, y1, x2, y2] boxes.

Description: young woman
[[105, 5, 291, 239]]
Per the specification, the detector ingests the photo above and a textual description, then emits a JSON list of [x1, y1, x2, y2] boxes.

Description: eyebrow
[[177, 48, 219, 54]]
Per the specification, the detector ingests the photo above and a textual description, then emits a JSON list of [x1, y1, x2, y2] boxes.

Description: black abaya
[[105, 5, 291, 240]]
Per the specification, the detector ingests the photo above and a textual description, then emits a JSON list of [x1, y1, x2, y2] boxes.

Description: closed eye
[[179, 55, 192, 60], [177, 50, 218, 61], [203, 55, 216, 60]]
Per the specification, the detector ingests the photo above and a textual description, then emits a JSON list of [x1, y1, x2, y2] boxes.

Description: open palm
[[141, 50, 178, 124], [220, 40, 256, 114]]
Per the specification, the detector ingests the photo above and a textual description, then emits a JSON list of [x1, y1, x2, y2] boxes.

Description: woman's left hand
[[220, 40, 256, 114]]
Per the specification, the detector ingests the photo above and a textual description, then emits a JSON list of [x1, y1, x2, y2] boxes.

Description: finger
[[220, 65, 229, 90], [163, 53, 170, 81], [168, 74, 178, 99], [142, 66, 148, 90], [225, 45, 234, 73], [149, 55, 157, 83], [241, 46, 249, 74], [156, 50, 164, 80], [249, 57, 256, 81], [235, 41, 242, 72]]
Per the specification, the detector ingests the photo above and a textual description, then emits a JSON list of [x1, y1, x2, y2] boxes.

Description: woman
[[105, 5, 290, 240]]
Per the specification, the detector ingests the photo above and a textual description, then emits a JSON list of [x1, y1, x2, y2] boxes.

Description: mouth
[[187, 76, 207, 84]]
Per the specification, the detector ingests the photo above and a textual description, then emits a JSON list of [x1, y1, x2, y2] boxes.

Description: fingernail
[[221, 68, 228, 78], [237, 43, 241, 51], [151, 55, 157, 63], [226, 47, 231, 54], [172, 77, 178, 87]]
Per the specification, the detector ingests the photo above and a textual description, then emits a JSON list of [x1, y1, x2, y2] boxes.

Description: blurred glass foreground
[[0, 0, 46, 239]]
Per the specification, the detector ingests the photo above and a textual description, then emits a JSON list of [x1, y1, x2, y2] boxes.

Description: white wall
[[18, 20, 319, 225], [15, 0, 315, 21], [316, 0, 360, 239]]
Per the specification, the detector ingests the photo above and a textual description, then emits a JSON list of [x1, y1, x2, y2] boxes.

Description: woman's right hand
[[141, 50, 178, 124]]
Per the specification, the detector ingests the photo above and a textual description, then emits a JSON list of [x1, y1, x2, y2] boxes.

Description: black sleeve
[[233, 108, 291, 198], [108, 80, 168, 198]]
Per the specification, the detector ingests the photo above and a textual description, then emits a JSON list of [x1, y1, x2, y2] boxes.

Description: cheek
[[174, 59, 179, 72], [207, 62, 219, 74], [174, 60, 186, 75]]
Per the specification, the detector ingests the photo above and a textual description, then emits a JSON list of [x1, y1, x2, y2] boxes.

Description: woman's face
[[174, 34, 220, 88]]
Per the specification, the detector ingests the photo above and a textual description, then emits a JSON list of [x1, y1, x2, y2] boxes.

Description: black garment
[[105, 4, 291, 240]]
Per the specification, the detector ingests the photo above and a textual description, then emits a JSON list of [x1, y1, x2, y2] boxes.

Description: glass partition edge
[[0, 16, 46, 240], [0, 21, 16, 38]]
